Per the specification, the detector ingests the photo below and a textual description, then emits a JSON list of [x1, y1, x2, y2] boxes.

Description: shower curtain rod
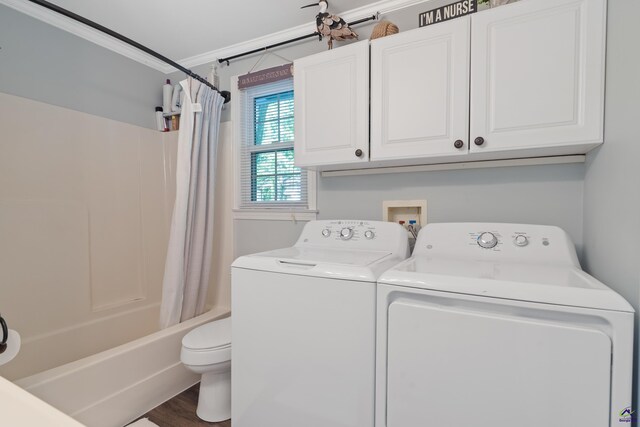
[[218, 14, 379, 66], [26, 0, 232, 103]]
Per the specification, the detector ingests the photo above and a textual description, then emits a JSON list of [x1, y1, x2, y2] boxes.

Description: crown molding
[[179, 0, 431, 69], [1, 0, 431, 75], [0, 0, 173, 72]]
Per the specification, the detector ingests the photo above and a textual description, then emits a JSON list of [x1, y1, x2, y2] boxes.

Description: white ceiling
[[2, 0, 425, 72], [47, 0, 378, 59]]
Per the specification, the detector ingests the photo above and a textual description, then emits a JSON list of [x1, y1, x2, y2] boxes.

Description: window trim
[[231, 74, 317, 221]]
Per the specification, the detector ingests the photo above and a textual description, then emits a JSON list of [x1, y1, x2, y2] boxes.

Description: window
[[251, 90, 302, 202], [234, 77, 316, 219]]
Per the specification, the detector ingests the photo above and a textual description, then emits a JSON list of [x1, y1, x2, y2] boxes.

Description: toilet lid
[[182, 317, 231, 351]]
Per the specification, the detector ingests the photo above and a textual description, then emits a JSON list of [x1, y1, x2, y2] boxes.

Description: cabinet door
[[294, 40, 369, 168], [371, 17, 470, 161], [470, 0, 606, 154]]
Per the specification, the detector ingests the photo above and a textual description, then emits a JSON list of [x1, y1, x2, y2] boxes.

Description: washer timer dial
[[340, 227, 354, 240], [477, 232, 498, 249]]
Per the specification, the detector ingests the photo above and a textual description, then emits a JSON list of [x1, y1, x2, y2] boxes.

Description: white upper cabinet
[[371, 17, 470, 161], [293, 0, 606, 170], [294, 40, 369, 168], [470, 0, 606, 155]]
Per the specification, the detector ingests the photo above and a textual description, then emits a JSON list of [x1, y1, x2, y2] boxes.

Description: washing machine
[[376, 223, 634, 427], [232, 220, 409, 427]]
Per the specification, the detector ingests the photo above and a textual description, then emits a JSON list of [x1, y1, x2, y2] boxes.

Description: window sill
[[233, 209, 318, 221]]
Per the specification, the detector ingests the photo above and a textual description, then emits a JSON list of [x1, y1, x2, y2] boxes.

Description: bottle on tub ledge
[[155, 106, 169, 132], [162, 79, 173, 113], [168, 83, 182, 131], [170, 114, 180, 131]]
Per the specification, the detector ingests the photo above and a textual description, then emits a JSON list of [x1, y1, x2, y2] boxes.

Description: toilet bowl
[[180, 316, 231, 422]]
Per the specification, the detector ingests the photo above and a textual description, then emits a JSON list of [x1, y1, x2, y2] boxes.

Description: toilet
[[180, 316, 231, 422]]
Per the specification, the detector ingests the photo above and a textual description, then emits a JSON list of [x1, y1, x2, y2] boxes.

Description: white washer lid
[[252, 246, 392, 266], [182, 317, 231, 351], [232, 246, 400, 282]]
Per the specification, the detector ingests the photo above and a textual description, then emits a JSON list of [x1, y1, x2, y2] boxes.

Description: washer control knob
[[477, 232, 498, 249], [321, 228, 331, 238], [364, 230, 375, 240], [514, 235, 528, 247], [340, 227, 354, 240]]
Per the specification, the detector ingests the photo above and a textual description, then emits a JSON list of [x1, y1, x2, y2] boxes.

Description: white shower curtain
[[159, 79, 225, 329]]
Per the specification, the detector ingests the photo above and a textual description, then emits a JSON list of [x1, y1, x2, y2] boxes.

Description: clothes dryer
[[232, 220, 409, 427], [376, 223, 633, 427]]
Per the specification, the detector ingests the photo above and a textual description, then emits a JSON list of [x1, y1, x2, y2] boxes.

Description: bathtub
[[3, 303, 164, 381], [15, 307, 230, 427]]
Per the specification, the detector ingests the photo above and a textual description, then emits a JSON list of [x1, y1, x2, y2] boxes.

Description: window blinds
[[239, 78, 308, 209]]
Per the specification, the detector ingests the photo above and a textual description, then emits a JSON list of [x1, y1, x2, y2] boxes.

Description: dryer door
[[385, 298, 611, 427]]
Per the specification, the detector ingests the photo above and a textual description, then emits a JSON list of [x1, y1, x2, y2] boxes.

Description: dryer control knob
[[340, 227, 354, 240], [321, 228, 331, 237], [364, 230, 375, 239], [477, 232, 498, 249], [514, 235, 529, 247]]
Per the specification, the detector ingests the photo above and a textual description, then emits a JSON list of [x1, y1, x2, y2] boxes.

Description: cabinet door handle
[[474, 137, 485, 146], [355, 149, 363, 157], [454, 140, 464, 149]]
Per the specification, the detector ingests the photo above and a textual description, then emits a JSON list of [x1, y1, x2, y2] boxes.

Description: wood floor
[[132, 384, 231, 427]]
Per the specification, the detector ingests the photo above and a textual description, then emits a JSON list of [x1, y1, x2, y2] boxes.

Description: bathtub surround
[[0, 92, 234, 381], [0, 92, 175, 380], [0, 89, 235, 423], [160, 81, 225, 329]]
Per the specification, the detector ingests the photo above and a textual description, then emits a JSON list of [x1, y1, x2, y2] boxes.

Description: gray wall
[[319, 164, 585, 254], [234, 220, 306, 258], [234, 162, 585, 259], [583, 0, 640, 408], [0, 5, 164, 129]]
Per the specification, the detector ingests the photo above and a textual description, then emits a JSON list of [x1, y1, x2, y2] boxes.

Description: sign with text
[[419, 0, 478, 27], [238, 64, 293, 90]]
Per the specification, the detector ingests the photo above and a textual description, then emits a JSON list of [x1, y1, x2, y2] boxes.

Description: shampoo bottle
[[155, 107, 168, 132], [162, 79, 173, 114]]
